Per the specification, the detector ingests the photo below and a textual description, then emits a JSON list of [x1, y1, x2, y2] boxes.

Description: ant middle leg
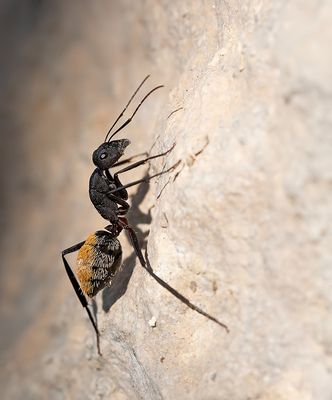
[[109, 161, 181, 195]]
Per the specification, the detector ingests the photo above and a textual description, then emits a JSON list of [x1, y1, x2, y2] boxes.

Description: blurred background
[[0, 0, 171, 387], [0, 1, 331, 399]]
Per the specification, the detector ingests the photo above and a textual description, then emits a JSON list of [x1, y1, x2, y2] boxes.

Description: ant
[[61, 76, 228, 356]]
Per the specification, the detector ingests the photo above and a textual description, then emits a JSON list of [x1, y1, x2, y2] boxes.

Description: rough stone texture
[[0, 1, 331, 399]]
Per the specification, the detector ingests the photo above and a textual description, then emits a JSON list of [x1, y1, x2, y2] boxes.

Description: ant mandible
[[61, 76, 228, 356]]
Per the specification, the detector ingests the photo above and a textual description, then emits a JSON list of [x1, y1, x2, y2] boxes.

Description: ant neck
[[104, 223, 122, 237]]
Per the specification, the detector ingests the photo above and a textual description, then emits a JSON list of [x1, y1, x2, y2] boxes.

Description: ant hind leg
[[62, 242, 102, 356], [118, 219, 146, 268]]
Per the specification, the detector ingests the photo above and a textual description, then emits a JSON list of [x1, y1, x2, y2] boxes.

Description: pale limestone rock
[[0, 1, 331, 399]]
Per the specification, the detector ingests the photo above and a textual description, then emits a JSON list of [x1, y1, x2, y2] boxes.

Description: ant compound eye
[[100, 153, 107, 160]]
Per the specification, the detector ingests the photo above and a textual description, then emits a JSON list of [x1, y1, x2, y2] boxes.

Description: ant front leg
[[114, 143, 175, 178], [62, 242, 101, 356], [112, 152, 148, 168]]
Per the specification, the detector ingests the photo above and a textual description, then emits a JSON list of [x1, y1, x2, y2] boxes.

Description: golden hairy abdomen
[[75, 232, 122, 298], [76, 233, 98, 297]]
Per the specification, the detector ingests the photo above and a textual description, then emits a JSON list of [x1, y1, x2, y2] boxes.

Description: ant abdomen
[[76, 230, 122, 298]]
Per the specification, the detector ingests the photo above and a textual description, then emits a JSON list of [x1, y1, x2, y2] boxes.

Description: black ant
[[61, 76, 228, 356]]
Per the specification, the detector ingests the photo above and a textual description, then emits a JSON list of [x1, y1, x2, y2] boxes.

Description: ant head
[[93, 139, 130, 170]]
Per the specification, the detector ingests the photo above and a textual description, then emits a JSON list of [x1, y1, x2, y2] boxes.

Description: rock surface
[[0, 1, 331, 399]]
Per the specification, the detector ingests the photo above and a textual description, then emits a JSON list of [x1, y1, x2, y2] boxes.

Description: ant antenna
[[104, 75, 150, 142], [108, 85, 164, 141]]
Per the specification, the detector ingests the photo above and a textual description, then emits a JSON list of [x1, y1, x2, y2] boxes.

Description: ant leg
[[118, 219, 146, 268], [112, 152, 148, 168], [62, 243, 102, 356], [118, 208, 128, 216], [116, 220, 229, 333], [114, 143, 175, 177], [105, 172, 129, 200], [109, 161, 180, 195], [106, 193, 130, 212], [144, 251, 229, 332], [113, 175, 128, 200]]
